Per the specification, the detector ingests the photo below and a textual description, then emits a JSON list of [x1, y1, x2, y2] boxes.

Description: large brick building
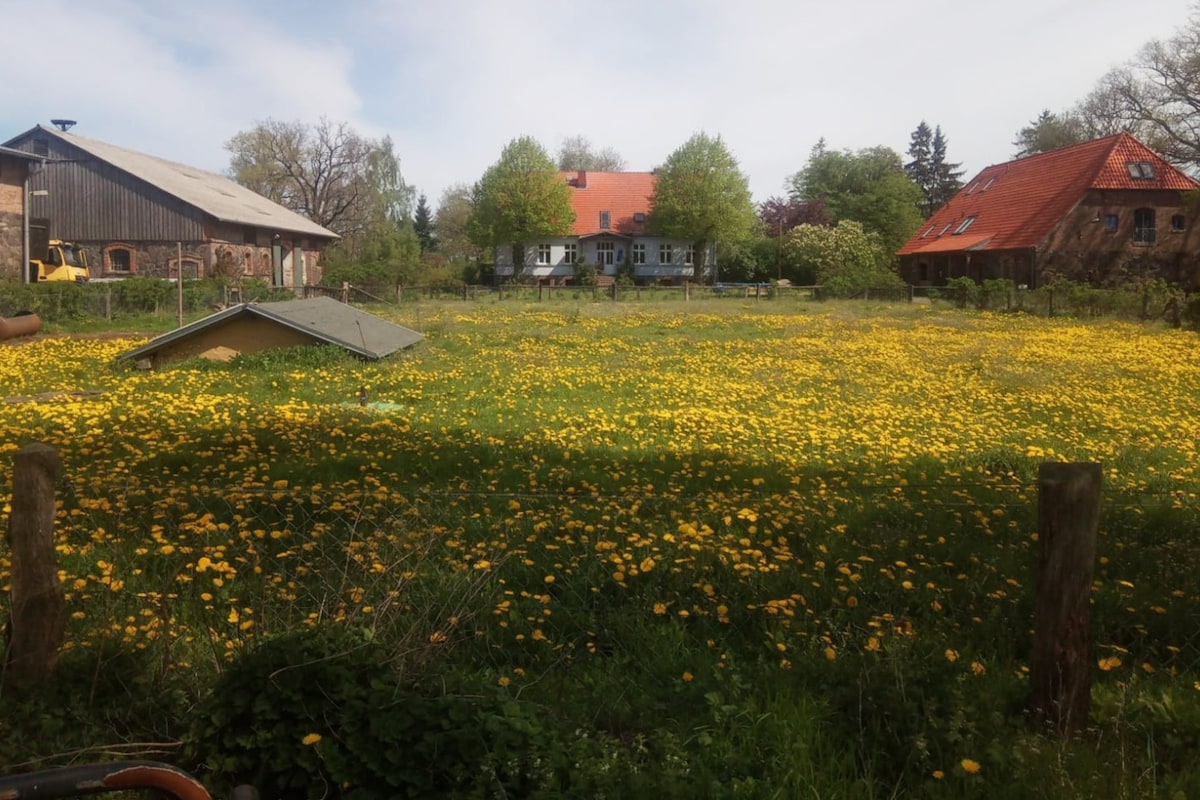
[[897, 133, 1200, 290], [2, 124, 337, 285]]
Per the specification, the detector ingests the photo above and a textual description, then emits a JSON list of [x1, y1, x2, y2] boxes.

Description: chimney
[[576, 170, 587, 189]]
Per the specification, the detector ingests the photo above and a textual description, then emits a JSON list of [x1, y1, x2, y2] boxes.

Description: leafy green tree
[[413, 193, 436, 253], [791, 143, 924, 255], [650, 132, 757, 283], [785, 220, 900, 297], [468, 136, 575, 274], [556, 135, 626, 171], [320, 220, 422, 292]]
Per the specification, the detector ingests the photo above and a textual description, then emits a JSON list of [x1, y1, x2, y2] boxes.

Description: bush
[[184, 625, 556, 799]]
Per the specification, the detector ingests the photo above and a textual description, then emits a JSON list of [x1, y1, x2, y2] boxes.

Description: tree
[[556, 135, 626, 171], [785, 220, 900, 297], [413, 193, 436, 253], [906, 122, 963, 217], [468, 136, 575, 273], [650, 132, 757, 283], [929, 126, 964, 211], [791, 143, 924, 255], [434, 183, 482, 267], [225, 118, 413, 244], [320, 221, 422, 292], [1013, 110, 1088, 157]]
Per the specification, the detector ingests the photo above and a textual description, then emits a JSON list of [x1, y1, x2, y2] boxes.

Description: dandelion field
[[1, 300, 1199, 798]]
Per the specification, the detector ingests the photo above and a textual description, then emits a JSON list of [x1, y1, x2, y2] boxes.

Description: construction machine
[[29, 240, 90, 283]]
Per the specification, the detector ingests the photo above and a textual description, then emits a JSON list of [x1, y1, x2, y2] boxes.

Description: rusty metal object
[[0, 761, 211, 799], [0, 313, 41, 341]]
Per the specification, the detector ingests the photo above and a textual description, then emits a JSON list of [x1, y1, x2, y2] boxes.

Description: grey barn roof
[[119, 296, 422, 362], [9, 125, 337, 241], [0, 145, 43, 161]]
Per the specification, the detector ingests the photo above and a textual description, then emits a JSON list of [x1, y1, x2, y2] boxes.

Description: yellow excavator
[[30, 240, 90, 283]]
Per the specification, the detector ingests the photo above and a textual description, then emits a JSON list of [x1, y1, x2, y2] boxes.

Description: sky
[[1, 0, 1194, 214]]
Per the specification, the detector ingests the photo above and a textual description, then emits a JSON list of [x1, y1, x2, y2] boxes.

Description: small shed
[[118, 297, 423, 368]]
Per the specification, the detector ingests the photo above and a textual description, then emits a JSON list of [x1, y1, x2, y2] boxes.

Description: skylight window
[[965, 182, 979, 194], [920, 225, 935, 238], [938, 223, 953, 236], [981, 177, 995, 191], [1126, 161, 1156, 180], [953, 216, 976, 235]]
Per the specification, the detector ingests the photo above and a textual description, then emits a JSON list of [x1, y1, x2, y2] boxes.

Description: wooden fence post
[[1030, 462, 1102, 736], [4, 443, 65, 684]]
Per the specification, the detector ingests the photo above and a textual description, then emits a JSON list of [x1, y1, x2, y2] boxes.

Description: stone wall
[[0, 158, 27, 280]]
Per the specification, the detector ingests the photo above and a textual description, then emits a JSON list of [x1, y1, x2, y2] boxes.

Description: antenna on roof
[[50, 119, 77, 132]]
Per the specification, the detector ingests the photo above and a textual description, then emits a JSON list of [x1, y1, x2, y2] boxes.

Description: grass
[[0, 298, 1198, 798]]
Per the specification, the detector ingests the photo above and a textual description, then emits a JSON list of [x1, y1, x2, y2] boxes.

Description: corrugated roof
[[118, 296, 422, 362], [897, 133, 1199, 257], [15, 125, 337, 240], [564, 171, 656, 236]]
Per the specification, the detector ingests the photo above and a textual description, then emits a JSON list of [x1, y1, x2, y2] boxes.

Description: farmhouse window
[[1104, 214, 1118, 232], [1126, 162, 1156, 180], [632, 243, 646, 265], [1171, 214, 1185, 231], [536, 244, 551, 265], [685, 245, 696, 266], [563, 243, 577, 264], [1133, 208, 1156, 245], [600, 211, 611, 230], [597, 242, 615, 265], [659, 244, 674, 264], [107, 247, 133, 272]]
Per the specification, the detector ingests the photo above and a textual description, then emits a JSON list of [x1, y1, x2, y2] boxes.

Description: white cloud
[[1, 0, 1192, 207]]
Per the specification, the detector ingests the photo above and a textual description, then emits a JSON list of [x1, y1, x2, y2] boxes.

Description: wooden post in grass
[[1030, 462, 1101, 736], [4, 443, 65, 684]]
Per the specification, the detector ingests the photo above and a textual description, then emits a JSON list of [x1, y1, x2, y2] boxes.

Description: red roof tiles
[[897, 133, 1199, 257], [562, 171, 656, 236]]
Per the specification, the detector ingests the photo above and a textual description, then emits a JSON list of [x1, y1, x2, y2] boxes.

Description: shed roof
[[0, 145, 43, 162], [5, 125, 337, 241], [118, 296, 422, 362], [897, 133, 1199, 258]]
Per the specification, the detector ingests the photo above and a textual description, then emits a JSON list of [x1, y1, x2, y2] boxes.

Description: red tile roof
[[897, 133, 1199, 257], [562, 171, 656, 236]]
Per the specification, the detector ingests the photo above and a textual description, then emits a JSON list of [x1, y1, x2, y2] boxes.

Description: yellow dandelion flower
[[960, 758, 981, 774], [682, 671, 694, 682], [653, 603, 668, 615], [944, 649, 958, 663], [824, 646, 837, 662], [302, 733, 321, 746]]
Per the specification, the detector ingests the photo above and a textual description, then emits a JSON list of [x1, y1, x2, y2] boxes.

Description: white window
[[537, 244, 551, 265], [600, 211, 611, 229], [659, 243, 674, 264], [953, 216, 976, 235], [1127, 162, 1157, 180], [632, 243, 646, 265], [597, 242, 615, 265], [685, 245, 696, 266], [563, 243, 577, 264]]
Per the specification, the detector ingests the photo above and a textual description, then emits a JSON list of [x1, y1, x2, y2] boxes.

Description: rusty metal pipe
[[0, 313, 41, 341], [0, 761, 210, 800]]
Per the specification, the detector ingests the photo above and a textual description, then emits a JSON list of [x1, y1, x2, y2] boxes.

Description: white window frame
[[536, 244, 552, 265], [685, 245, 696, 266], [659, 243, 674, 264], [953, 216, 976, 235], [563, 243, 577, 264], [632, 243, 646, 265], [597, 241, 615, 265]]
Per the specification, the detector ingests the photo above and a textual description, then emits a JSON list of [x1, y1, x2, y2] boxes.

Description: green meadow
[[0, 300, 1197, 799]]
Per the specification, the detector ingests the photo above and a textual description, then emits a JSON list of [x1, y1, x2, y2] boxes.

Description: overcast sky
[[1, 0, 1193, 213]]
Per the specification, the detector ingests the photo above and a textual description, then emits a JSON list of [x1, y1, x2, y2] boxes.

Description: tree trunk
[[5, 443, 65, 684], [511, 243, 525, 279]]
